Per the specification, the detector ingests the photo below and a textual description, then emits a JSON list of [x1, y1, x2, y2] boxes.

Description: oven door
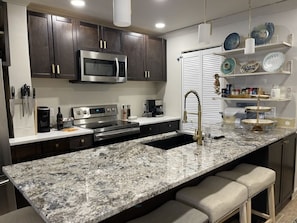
[[79, 50, 127, 83]]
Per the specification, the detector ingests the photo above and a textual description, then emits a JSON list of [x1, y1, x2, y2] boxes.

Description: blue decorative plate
[[251, 22, 275, 45], [221, 58, 236, 75], [224, 33, 240, 50]]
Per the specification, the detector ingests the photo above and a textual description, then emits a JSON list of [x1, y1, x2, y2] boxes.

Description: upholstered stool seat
[[127, 200, 209, 223], [0, 206, 44, 223], [216, 163, 276, 223], [176, 176, 248, 223]]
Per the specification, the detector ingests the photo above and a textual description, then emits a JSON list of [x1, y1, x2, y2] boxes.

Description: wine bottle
[[56, 107, 63, 130]]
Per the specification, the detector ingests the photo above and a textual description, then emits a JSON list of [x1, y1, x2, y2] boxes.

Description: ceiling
[[9, 0, 297, 35]]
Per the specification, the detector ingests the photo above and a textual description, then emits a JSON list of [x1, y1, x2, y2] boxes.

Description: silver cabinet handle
[[147, 71, 150, 78], [51, 64, 55, 74], [104, 41, 107, 49], [56, 65, 60, 74], [115, 57, 119, 78], [100, 40, 103, 49]]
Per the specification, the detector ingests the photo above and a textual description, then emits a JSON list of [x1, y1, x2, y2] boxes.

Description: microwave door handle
[[115, 57, 119, 78]]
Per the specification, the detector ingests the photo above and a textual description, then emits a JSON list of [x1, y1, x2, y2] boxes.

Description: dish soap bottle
[[56, 107, 63, 130]]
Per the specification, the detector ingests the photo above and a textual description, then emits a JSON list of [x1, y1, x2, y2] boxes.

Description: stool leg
[[268, 184, 276, 223], [246, 198, 252, 223], [239, 201, 247, 223]]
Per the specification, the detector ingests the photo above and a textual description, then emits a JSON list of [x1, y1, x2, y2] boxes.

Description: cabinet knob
[[168, 124, 172, 127], [283, 140, 289, 144], [80, 139, 85, 144], [55, 143, 59, 148], [149, 127, 152, 131]]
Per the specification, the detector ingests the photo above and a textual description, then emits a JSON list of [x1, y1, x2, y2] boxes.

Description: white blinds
[[181, 47, 223, 132]]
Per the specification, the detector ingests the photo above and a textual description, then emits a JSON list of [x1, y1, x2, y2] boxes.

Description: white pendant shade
[[198, 23, 211, 44], [244, 38, 255, 54], [113, 0, 131, 27]]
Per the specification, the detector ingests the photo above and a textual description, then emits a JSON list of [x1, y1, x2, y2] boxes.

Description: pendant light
[[113, 0, 131, 27], [198, 0, 211, 44], [244, 0, 255, 54]]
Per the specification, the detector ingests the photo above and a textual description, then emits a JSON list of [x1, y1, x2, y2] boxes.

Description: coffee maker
[[144, 100, 164, 117]]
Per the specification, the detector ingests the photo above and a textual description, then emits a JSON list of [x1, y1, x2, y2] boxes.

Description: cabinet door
[[280, 133, 296, 204], [52, 15, 76, 79], [28, 11, 54, 77], [267, 140, 282, 207], [11, 142, 42, 164], [122, 31, 145, 80], [145, 36, 166, 81], [159, 121, 179, 133], [77, 21, 99, 51], [100, 26, 122, 53], [0, 2, 10, 66]]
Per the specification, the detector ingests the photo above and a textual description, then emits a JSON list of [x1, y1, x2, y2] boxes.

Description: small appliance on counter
[[143, 99, 164, 117], [37, 106, 50, 133]]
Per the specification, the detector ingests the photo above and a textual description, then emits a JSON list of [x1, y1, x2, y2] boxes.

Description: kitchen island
[[2, 124, 296, 223]]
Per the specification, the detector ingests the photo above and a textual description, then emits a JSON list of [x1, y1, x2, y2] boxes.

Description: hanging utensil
[[28, 85, 33, 115], [9, 86, 15, 118]]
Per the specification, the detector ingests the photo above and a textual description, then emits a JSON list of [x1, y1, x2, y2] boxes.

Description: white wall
[[6, 2, 35, 137], [163, 3, 297, 123]]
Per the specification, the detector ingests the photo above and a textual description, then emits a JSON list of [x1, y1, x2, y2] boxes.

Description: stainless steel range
[[72, 104, 140, 144]]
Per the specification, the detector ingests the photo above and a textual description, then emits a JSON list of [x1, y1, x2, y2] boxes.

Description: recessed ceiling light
[[71, 0, 85, 7], [155, 23, 165, 29]]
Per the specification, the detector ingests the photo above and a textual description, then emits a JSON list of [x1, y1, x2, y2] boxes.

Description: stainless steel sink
[[143, 133, 195, 150]]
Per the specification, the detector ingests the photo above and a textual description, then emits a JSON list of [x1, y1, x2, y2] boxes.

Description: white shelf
[[213, 97, 291, 102], [219, 70, 291, 78], [215, 34, 293, 57]]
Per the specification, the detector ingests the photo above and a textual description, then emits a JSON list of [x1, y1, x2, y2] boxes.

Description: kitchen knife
[[32, 87, 36, 111], [28, 86, 33, 114], [9, 86, 15, 118], [21, 85, 25, 116]]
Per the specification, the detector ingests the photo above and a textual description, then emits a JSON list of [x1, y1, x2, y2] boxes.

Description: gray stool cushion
[[0, 206, 44, 223], [176, 176, 248, 222], [127, 200, 208, 223], [216, 163, 276, 197]]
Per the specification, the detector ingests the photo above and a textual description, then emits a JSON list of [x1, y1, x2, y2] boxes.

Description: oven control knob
[[111, 108, 116, 112], [77, 110, 81, 115], [83, 110, 87, 115], [106, 108, 111, 112]]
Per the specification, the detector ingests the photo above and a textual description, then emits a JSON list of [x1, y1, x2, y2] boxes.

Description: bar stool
[[176, 176, 248, 223], [216, 163, 276, 223], [127, 200, 209, 223], [0, 206, 44, 223]]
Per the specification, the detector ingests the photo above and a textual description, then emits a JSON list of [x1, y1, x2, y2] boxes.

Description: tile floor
[[276, 193, 297, 223]]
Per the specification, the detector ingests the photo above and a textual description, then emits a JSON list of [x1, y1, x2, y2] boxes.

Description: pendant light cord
[[248, 0, 252, 37]]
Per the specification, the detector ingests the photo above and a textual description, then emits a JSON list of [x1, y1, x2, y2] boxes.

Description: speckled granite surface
[[3, 125, 296, 223]]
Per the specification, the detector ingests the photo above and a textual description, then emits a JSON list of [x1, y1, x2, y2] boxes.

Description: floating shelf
[[214, 34, 293, 57], [213, 97, 291, 102]]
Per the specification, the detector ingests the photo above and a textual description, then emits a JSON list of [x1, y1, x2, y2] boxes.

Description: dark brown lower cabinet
[[267, 133, 296, 213]]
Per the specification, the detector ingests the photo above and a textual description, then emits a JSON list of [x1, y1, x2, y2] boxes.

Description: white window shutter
[[181, 47, 222, 132]]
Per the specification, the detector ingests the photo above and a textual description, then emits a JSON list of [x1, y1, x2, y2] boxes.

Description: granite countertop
[[9, 116, 180, 146], [3, 125, 295, 223]]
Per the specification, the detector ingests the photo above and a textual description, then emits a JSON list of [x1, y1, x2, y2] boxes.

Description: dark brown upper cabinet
[[0, 1, 10, 66], [27, 11, 77, 79], [122, 32, 166, 81], [77, 21, 122, 54]]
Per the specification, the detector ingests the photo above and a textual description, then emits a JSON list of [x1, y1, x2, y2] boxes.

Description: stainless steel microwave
[[78, 50, 127, 83]]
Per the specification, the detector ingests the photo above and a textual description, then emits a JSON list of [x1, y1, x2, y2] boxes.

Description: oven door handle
[[115, 57, 119, 78], [94, 127, 140, 140], [0, 175, 9, 186]]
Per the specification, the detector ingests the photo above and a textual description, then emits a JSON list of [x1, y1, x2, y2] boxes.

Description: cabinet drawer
[[69, 134, 93, 150], [140, 124, 160, 137], [159, 121, 179, 133], [11, 143, 42, 164], [41, 138, 70, 157]]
